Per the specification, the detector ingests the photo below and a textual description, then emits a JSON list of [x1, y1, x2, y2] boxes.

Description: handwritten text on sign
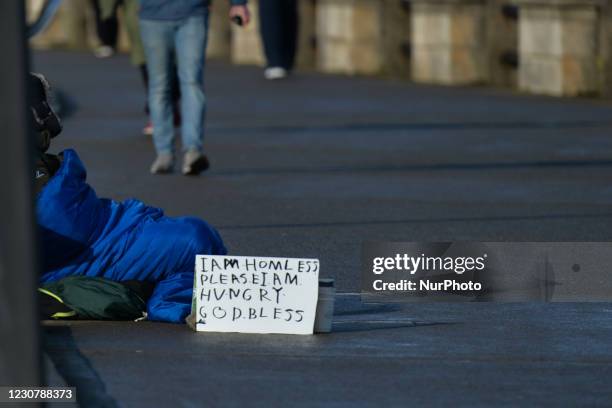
[[193, 256, 320, 334]]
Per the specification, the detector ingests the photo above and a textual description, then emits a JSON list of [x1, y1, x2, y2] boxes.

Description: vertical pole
[[0, 0, 42, 391]]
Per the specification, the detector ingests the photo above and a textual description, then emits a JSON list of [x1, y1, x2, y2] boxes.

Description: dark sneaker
[[182, 149, 210, 175]]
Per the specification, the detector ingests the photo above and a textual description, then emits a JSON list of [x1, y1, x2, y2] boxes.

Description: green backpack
[[41, 276, 147, 320]]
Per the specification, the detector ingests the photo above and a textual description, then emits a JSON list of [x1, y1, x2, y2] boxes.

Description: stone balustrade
[[316, 0, 411, 76], [24, 0, 612, 98], [487, 1, 519, 87], [513, 0, 605, 96], [410, 0, 487, 84]]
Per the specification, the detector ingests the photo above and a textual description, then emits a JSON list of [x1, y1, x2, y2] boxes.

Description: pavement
[[33, 50, 612, 407]]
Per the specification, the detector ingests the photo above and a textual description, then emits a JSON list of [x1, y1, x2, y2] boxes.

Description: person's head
[[29, 73, 62, 153]]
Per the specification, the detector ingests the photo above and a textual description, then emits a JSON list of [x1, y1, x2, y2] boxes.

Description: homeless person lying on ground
[[32, 73, 226, 323]]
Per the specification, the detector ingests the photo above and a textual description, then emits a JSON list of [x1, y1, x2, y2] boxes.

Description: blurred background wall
[[26, 0, 612, 98]]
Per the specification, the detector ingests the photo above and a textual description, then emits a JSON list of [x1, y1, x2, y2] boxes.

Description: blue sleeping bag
[[37, 149, 226, 323]]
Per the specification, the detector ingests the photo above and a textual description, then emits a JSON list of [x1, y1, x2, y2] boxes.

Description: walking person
[[99, 0, 182, 136], [139, 0, 250, 175], [90, 0, 119, 58], [259, 0, 298, 80]]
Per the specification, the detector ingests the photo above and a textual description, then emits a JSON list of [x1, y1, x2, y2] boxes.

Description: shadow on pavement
[[44, 325, 118, 408], [332, 320, 455, 333], [210, 158, 612, 177]]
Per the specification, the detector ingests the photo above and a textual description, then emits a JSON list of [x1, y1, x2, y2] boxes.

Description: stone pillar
[[25, 0, 44, 23], [411, 0, 487, 84], [316, 0, 381, 74], [316, 0, 411, 76], [383, 0, 412, 78], [296, 0, 318, 70], [514, 0, 603, 96], [486, 2, 519, 88], [28, 0, 99, 50], [231, 0, 266, 66], [27, 0, 64, 49], [598, 1, 612, 97], [208, 0, 232, 60]]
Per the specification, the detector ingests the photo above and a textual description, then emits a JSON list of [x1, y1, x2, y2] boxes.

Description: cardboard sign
[[191, 255, 320, 334]]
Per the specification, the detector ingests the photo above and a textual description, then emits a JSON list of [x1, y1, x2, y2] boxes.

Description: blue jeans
[[140, 14, 209, 155]]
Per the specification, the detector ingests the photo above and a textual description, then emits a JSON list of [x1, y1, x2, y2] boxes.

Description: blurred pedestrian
[[259, 0, 297, 80], [99, 0, 181, 136], [139, 0, 251, 175], [90, 0, 119, 58]]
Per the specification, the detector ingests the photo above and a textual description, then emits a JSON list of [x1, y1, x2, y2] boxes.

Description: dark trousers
[[258, 0, 298, 70], [90, 0, 119, 48]]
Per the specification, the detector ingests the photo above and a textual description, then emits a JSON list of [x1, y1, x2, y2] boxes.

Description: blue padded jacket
[[37, 149, 227, 322]]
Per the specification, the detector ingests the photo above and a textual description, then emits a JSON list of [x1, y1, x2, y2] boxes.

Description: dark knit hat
[[29, 73, 62, 151]]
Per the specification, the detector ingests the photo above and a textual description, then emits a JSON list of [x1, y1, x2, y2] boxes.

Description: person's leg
[[123, 0, 145, 66], [170, 62, 182, 126], [138, 64, 149, 114], [90, 0, 119, 49], [259, 0, 284, 68], [142, 62, 180, 131], [174, 14, 208, 154], [280, 0, 298, 71], [139, 19, 176, 162], [103, 2, 119, 48], [89, 0, 104, 43], [122, 0, 152, 132], [174, 14, 210, 175]]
